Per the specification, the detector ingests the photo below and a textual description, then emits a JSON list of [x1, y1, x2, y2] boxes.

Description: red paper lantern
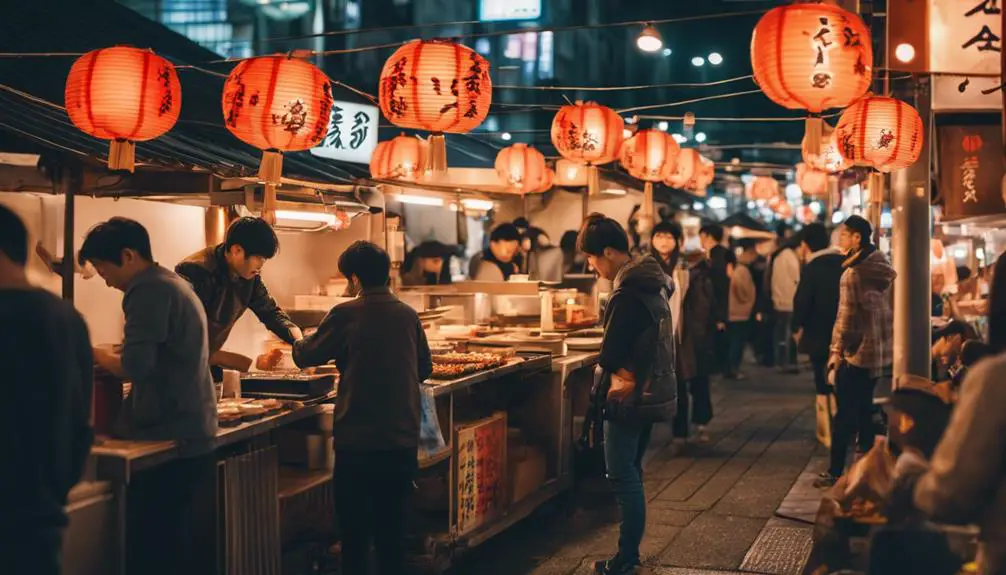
[[796, 163, 830, 197], [834, 96, 924, 172], [665, 148, 699, 188], [534, 167, 556, 193], [370, 134, 426, 180], [619, 129, 681, 181], [65, 46, 182, 172], [550, 101, 624, 166], [802, 122, 849, 173], [378, 39, 492, 134], [687, 155, 715, 195], [495, 143, 548, 193], [748, 176, 780, 201], [751, 3, 873, 113], [768, 196, 793, 219]]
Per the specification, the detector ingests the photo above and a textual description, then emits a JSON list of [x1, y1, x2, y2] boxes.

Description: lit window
[[538, 31, 554, 79], [505, 35, 522, 59], [521, 31, 538, 63]]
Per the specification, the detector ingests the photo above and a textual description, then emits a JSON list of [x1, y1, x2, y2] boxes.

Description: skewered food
[[431, 363, 483, 379], [432, 352, 507, 367]]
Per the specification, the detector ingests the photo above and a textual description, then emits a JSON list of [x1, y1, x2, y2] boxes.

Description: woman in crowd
[[650, 220, 688, 338], [673, 231, 717, 443]]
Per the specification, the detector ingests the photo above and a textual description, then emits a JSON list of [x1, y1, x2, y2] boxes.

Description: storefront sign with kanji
[[930, 0, 1003, 109], [455, 412, 507, 536], [938, 120, 1005, 220], [310, 100, 379, 164]]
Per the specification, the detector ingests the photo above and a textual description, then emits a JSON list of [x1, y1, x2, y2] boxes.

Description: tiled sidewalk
[[450, 364, 823, 575]]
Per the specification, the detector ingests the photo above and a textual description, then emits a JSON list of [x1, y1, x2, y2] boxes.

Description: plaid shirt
[[830, 250, 896, 377]]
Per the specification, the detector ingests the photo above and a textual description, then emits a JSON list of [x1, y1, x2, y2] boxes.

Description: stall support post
[[61, 164, 82, 302], [890, 77, 932, 378]]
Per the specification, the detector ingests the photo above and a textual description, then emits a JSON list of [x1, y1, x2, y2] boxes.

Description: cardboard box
[[509, 446, 546, 504]]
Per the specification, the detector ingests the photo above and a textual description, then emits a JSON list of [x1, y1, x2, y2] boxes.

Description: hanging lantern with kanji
[[796, 163, 830, 198], [495, 143, 548, 193], [222, 54, 334, 223], [751, 3, 873, 154], [551, 101, 624, 197], [534, 167, 556, 193], [378, 39, 492, 175], [620, 129, 681, 236], [747, 176, 780, 201], [370, 134, 426, 180], [802, 121, 849, 174], [65, 46, 182, 172], [664, 148, 699, 188]]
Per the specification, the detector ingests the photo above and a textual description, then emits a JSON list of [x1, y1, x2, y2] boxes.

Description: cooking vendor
[[176, 217, 302, 370], [401, 240, 455, 286], [468, 222, 522, 281]]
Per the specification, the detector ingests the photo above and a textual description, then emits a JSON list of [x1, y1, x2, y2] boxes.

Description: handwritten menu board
[[937, 118, 1005, 221], [455, 412, 507, 536]]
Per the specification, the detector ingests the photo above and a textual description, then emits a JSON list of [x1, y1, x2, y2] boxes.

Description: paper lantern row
[[834, 96, 923, 173]]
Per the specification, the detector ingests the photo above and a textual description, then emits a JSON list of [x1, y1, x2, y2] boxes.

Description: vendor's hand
[[716, 322, 726, 331], [93, 345, 124, 377], [607, 371, 636, 401], [290, 327, 304, 342], [792, 329, 803, 347], [256, 349, 285, 372]]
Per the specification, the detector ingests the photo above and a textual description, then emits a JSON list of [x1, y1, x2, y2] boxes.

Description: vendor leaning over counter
[[291, 240, 432, 575], [80, 218, 217, 575], [401, 240, 454, 286], [468, 222, 522, 281], [0, 205, 93, 575], [176, 216, 303, 369]]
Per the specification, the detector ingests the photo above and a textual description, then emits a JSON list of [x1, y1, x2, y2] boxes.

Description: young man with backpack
[[578, 214, 677, 575]]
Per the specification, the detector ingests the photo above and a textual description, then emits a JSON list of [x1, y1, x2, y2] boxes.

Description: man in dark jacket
[[578, 214, 676, 575], [176, 217, 302, 369], [293, 241, 432, 575], [80, 217, 217, 575], [699, 223, 733, 373], [791, 223, 845, 396], [0, 205, 93, 575]]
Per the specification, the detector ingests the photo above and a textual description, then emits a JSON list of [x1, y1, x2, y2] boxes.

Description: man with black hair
[[79, 217, 217, 574], [293, 240, 432, 575], [468, 222, 522, 281], [699, 223, 733, 373], [815, 215, 896, 488], [792, 223, 844, 397], [176, 216, 301, 369], [577, 214, 676, 575], [0, 205, 93, 575]]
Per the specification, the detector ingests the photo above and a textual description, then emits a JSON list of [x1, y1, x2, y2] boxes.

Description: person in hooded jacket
[[816, 215, 896, 487], [674, 240, 718, 443], [578, 214, 676, 575], [650, 220, 688, 338]]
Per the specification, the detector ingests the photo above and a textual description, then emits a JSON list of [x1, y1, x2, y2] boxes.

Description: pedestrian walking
[[577, 214, 676, 575], [675, 244, 718, 443], [816, 216, 895, 487], [726, 257, 756, 379], [771, 229, 801, 374], [699, 224, 733, 374]]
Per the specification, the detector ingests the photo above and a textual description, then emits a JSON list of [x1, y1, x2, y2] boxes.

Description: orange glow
[[550, 101, 625, 166], [802, 122, 849, 173], [834, 96, 924, 172], [222, 55, 333, 152], [370, 134, 426, 179], [796, 162, 830, 197], [748, 176, 780, 201], [379, 39, 492, 134], [495, 143, 548, 192], [751, 3, 873, 113], [664, 148, 700, 188], [65, 46, 181, 142], [619, 129, 681, 182]]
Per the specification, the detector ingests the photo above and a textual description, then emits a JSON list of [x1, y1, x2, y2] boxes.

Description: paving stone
[[647, 508, 700, 527], [527, 556, 586, 575], [739, 525, 814, 575], [658, 513, 766, 570], [641, 524, 682, 561]]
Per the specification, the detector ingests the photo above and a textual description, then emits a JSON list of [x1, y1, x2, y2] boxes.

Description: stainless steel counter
[[423, 353, 552, 397]]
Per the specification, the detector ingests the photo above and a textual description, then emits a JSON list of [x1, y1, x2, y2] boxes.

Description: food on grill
[[432, 352, 507, 367], [431, 363, 482, 379]]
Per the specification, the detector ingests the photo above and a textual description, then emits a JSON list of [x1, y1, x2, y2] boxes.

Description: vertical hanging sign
[[938, 120, 1005, 220], [930, 0, 1003, 109]]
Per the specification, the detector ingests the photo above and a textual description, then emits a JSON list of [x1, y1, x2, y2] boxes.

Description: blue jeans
[[603, 419, 653, 565]]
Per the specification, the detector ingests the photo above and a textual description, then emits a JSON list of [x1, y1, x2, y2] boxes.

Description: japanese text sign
[[310, 100, 378, 164], [455, 412, 507, 536], [930, 0, 1002, 75], [937, 120, 1006, 220]]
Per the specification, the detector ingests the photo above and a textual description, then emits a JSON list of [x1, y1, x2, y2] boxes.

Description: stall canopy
[[721, 211, 771, 232], [0, 0, 372, 187]]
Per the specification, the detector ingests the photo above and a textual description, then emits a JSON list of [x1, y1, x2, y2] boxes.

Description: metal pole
[[61, 165, 81, 302], [890, 77, 932, 378]]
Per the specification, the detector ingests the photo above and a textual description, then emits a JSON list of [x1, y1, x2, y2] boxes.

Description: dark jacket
[[468, 249, 517, 281], [708, 244, 733, 324], [176, 245, 297, 354], [791, 248, 845, 362], [1, 288, 93, 532], [597, 254, 677, 422], [293, 287, 432, 451], [678, 258, 717, 381], [117, 265, 217, 445]]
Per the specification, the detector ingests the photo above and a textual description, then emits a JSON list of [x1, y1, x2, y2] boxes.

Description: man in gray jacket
[[80, 217, 217, 575]]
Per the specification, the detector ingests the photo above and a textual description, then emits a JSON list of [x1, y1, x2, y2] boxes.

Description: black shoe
[[594, 557, 641, 574], [813, 473, 839, 488]]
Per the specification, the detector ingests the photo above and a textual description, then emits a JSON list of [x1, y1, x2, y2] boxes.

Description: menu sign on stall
[[938, 119, 1006, 220], [455, 412, 507, 535], [310, 100, 378, 164]]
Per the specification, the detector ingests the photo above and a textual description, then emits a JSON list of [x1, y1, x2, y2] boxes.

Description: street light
[[695, 132, 707, 143], [636, 24, 663, 53], [501, 132, 512, 141], [708, 52, 723, 65], [691, 56, 705, 67], [671, 133, 687, 143], [657, 121, 669, 131], [895, 43, 916, 63]]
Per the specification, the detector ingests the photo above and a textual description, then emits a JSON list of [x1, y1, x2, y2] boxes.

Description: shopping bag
[[418, 384, 446, 459], [815, 393, 837, 449]]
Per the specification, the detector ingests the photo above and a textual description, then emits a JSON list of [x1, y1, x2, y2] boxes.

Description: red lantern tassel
[[804, 117, 823, 157], [108, 139, 136, 173], [259, 150, 284, 185], [262, 182, 278, 226]]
